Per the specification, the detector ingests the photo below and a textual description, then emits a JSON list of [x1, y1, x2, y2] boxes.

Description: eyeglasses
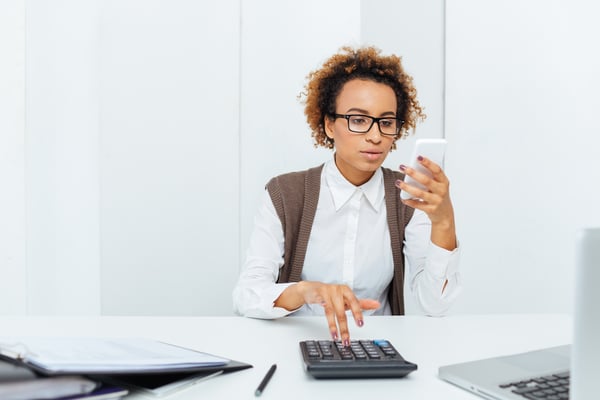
[[332, 113, 403, 137]]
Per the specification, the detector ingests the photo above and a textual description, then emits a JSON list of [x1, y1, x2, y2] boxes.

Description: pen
[[255, 363, 277, 396]]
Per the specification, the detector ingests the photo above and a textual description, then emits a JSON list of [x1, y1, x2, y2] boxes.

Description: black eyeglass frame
[[331, 113, 404, 137]]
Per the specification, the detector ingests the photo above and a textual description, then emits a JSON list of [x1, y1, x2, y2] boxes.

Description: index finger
[[330, 290, 352, 346], [417, 155, 447, 182]]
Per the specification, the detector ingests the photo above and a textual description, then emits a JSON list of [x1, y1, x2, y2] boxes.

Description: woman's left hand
[[395, 156, 457, 251]]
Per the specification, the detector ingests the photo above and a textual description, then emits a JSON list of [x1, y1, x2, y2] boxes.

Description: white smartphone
[[400, 138, 447, 201]]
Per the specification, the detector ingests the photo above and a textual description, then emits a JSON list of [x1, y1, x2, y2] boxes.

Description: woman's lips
[[360, 150, 383, 161]]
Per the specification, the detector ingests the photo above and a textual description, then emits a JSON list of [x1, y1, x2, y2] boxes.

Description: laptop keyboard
[[499, 371, 569, 399]]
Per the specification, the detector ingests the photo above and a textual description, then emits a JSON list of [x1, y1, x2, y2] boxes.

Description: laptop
[[438, 228, 600, 400]]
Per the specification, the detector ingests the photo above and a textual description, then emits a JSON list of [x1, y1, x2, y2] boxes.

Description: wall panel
[[446, 0, 600, 313], [99, 0, 240, 315]]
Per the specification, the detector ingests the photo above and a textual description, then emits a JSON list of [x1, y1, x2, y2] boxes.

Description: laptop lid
[[572, 227, 600, 400]]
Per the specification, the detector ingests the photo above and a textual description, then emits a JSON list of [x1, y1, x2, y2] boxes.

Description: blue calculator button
[[373, 339, 389, 346]]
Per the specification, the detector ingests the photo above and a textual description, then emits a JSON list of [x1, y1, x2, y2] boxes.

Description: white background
[[1, 0, 599, 316], [446, 0, 600, 314]]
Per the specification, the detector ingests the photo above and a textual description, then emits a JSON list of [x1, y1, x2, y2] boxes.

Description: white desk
[[0, 314, 571, 399]]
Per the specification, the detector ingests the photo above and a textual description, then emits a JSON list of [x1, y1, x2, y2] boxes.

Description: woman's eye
[[350, 117, 368, 125]]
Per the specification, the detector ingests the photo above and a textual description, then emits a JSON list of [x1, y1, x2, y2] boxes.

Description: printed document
[[0, 337, 229, 374]]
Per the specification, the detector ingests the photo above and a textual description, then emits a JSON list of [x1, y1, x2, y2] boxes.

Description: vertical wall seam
[[442, 0, 447, 139], [23, 0, 30, 315], [237, 0, 243, 277], [96, 0, 104, 316]]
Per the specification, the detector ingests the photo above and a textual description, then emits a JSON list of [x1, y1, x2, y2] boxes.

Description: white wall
[[0, 0, 26, 314], [2, 0, 364, 316], [96, 0, 241, 316], [25, 0, 101, 314], [446, 0, 600, 314], [3, 0, 598, 316]]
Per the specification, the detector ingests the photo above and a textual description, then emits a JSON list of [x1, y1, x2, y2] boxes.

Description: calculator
[[299, 339, 417, 379]]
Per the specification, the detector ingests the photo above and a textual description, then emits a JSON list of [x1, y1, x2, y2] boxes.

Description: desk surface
[[0, 314, 571, 399]]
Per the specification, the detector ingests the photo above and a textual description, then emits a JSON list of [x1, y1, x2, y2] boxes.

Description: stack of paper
[[0, 336, 245, 398], [0, 337, 229, 374]]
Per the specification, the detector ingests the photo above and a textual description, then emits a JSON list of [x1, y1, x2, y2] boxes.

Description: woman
[[233, 46, 461, 346]]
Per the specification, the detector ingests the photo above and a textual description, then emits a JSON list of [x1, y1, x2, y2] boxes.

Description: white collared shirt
[[233, 159, 461, 318]]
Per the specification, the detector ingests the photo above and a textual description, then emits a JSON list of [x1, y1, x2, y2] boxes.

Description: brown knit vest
[[266, 164, 414, 315]]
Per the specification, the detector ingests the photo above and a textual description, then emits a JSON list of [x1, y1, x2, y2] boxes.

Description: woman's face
[[324, 78, 397, 186]]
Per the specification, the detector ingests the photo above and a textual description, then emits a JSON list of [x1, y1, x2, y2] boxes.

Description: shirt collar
[[324, 158, 384, 212]]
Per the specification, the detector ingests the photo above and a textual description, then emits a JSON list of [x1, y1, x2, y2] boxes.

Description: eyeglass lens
[[347, 115, 398, 135]]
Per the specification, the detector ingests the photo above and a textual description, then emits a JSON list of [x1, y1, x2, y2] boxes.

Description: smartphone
[[400, 138, 447, 201]]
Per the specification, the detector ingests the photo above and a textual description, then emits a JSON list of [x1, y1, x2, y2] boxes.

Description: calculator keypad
[[304, 340, 398, 361], [300, 339, 417, 378]]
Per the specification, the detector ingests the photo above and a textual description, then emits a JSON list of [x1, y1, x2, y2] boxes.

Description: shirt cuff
[[261, 282, 299, 318], [426, 240, 461, 279]]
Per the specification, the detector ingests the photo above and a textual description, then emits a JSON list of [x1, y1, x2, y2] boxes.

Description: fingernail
[[417, 155, 423, 161], [343, 339, 350, 347], [357, 319, 364, 327], [395, 179, 402, 187], [331, 331, 338, 340], [399, 164, 406, 171]]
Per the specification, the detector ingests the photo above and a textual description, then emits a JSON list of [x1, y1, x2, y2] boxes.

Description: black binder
[[90, 359, 252, 395], [0, 338, 252, 397]]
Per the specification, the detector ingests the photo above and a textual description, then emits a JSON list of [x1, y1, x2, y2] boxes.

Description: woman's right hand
[[274, 281, 380, 346]]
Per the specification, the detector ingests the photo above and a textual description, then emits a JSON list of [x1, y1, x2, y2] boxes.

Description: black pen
[[255, 363, 277, 396]]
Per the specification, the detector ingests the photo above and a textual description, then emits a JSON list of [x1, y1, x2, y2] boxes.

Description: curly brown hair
[[301, 46, 426, 149]]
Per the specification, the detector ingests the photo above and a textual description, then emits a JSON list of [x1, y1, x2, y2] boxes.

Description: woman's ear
[[324, 115, 335, 139]]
